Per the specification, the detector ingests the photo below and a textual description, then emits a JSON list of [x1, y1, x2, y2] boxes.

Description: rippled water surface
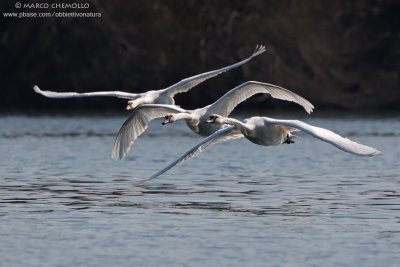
[[1, 114, 399, 266]]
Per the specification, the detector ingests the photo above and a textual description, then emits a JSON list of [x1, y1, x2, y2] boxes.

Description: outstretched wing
[[263, 117, 381, 156], [209, 81, 314, 116], [112, 104, 187, 160], [139, 126, 243, 184], [33, 85, 140, 100], [162, 45, 266, 97]]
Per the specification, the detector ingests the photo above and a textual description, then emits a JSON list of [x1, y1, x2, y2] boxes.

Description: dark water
[[0, 114, 399, 266]]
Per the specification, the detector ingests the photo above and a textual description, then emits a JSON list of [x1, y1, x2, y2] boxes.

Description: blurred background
[[1, 0, 399, 113]]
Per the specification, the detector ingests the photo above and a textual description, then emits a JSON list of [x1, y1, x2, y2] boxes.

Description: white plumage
[[112, 81, 314, 159], [146, 114, 381, 182], [33, 45, 266, 110]]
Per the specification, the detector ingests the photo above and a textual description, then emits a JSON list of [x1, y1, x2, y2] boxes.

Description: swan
[[112, 81, 314, 159], [33, 45, 266, 110], [145, 114, 382, 182]]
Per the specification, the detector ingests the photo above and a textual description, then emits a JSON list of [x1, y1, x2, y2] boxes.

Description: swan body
[[163, 108, 223, 136], [209, 115, 297, 146], [145, 114, 381, 182], [112, 81, 314, 159], [33, 45, 266, 110], [208, 115, 382, 155]]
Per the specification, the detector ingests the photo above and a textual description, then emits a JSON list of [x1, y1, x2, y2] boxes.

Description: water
[[0, 113, 399, 266]]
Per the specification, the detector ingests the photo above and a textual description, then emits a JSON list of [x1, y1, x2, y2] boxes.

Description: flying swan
[[112, 81, 314, 159], [33, 45, 266, 110], [145, 114, 382, 182]]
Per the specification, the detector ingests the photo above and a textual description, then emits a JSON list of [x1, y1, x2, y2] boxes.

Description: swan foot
[[283, 134, 295, 144]]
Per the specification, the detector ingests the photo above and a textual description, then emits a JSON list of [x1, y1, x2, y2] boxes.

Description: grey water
[[0, 113, 399, 266]]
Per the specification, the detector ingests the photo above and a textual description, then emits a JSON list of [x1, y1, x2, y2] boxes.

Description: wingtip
[[112, 138, 128, 160], [112, 152, 124, 160], [372, 150, 383, 156], [252, 44, 266, 57], [130, 173, 161, 186], [358, 147, 382, 157], [132, 177, 154, 187], [33, 85, 40, 93], [111, 149, 123, 160], [306, 105, 315, 114]]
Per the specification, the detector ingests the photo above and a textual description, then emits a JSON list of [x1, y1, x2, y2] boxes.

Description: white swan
[[145, 114, 382, 182], [112, 81, 314, 159], [33, 45, 266, 110]]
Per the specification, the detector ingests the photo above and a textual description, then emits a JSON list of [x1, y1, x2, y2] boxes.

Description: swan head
[[205, 114, 223, 124], [126, 100, 136, 110], [162, 114, 174, 125], [126, 98, 146, 110], [162, 113, 191, 124]]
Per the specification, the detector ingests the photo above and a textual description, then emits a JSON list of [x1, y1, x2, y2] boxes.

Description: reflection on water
[[0, 114, 399, 266]]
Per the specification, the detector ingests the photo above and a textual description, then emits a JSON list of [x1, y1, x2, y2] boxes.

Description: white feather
[[139, 126, 243, 184], [162, 45, 266, 96], [33, 45, 266, 107], [112, 104, 186, 159], [146, 115, 381, 182], [113, 81, 313, 159], [33, 85, 140, 100]]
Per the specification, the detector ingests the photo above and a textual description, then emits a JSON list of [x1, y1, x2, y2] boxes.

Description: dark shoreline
[[1, 1, 399, 112]]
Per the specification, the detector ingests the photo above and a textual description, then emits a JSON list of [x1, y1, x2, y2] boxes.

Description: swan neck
[[175, 113, 192, 121], [129, 97, 147, 107], [222, 117, 247, 130]]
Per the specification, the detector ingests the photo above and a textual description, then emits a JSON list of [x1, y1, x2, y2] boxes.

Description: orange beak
[[162, 117, 171, 125]]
